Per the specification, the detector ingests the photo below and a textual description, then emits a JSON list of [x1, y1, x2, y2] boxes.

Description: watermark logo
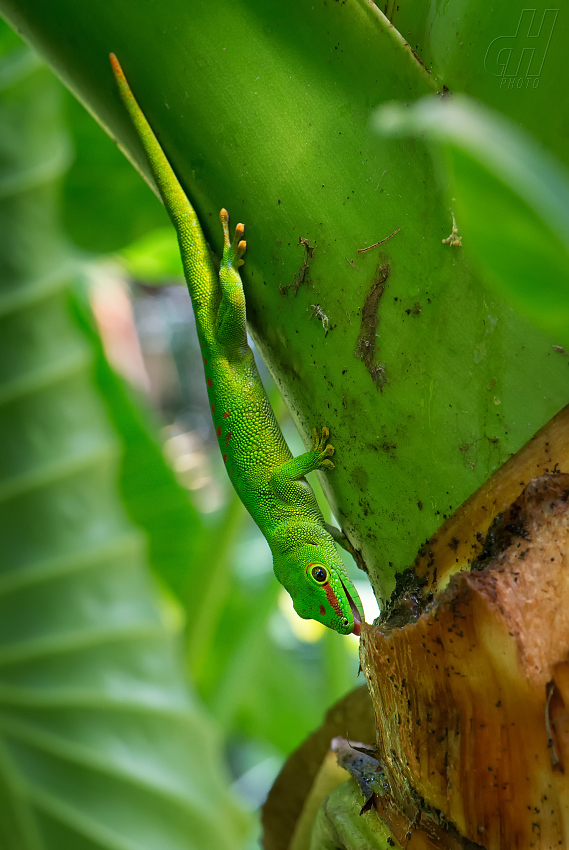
[[485, 9, 558, 89]]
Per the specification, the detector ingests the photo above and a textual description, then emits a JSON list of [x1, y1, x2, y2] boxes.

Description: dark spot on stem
[[354, 263, 389, 390]]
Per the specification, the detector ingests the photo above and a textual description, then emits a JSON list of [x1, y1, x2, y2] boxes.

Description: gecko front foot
[[220, 208, 246, 268], [311, 427, 335, 469], [270, 427, 336, 494]]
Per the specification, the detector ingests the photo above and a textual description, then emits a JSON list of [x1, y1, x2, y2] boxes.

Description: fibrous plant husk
[[361, 472, 569, 849]]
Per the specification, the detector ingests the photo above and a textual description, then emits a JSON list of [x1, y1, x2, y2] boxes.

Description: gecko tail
[[109, 54, 216, 323], [109, 54, 191, 224]]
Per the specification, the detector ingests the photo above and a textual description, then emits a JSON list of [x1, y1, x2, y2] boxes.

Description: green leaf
[[374, 96, 569, 345], [0, 30, 248, 849], [2, 0, 567, 603]]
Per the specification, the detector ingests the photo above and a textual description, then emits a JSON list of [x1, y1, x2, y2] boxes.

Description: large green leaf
[[0, 29, 248, 849], [1, 0, 567, 604]]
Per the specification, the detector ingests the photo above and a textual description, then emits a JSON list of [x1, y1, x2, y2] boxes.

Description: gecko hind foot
[[311, 427, 335, 469], [220, 208, 246, 267]]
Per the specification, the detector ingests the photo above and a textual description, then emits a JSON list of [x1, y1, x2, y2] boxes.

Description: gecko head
[[271, 524, 364, 636]]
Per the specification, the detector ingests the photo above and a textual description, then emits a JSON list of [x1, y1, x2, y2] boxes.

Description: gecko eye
[[309, 564, 328, 584]]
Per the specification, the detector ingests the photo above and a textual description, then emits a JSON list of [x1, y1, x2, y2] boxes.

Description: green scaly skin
[[110, 55, 364, 636]]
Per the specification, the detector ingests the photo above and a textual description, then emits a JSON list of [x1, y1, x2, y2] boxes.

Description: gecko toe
[[220, 208, 231, 246], [234, 222, 245, 245]]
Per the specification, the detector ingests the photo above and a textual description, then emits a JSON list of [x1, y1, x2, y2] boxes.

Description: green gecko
[[110, 55, 364, 636]]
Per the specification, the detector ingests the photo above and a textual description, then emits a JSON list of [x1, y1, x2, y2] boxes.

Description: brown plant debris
[[354, 263, 389, 390], [326, 738, 483, 850], [357, 227, 400, 254], [361, 473, 569, 849], [280, 236, 316, 296]]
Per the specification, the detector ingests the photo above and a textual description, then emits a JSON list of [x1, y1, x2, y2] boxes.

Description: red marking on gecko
[[223, 411, 231, 419], [211, 404, 215, 414], [319, 604, 326, 617], [207, 377, 213, 388], [324, 583, 343, 617], [203, 357, 208, 364], [223, 453, 227, 464], [226, 432, 233, 446], [216, 426, 222, 438]]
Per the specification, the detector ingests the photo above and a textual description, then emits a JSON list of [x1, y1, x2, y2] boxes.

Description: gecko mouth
[[340, 579, 362, 637]]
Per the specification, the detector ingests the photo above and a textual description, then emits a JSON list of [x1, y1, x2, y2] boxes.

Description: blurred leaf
[[0, 28, 248, 849], [384, 3, 569, 170], [119, 226, 183, 283], [198, 541, 359, 755], [185, 493, 247, 682], [228, 628, 357, 755], [374, 96, 569, 345], [62, 89, 169, 254], [69, 280, 205, 599]]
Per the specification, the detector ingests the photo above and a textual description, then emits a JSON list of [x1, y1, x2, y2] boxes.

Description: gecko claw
[[311, 428, 319, 450], [312, 426, 328, 447], [311, 426, 335, 467]]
